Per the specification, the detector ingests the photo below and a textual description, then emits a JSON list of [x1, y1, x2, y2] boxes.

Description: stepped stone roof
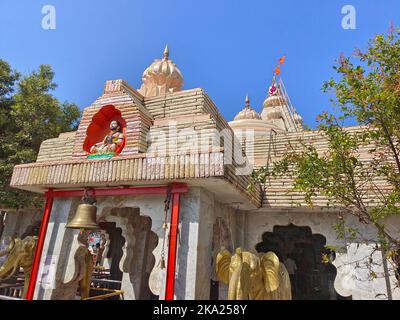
[[10, 80, 261, 210]]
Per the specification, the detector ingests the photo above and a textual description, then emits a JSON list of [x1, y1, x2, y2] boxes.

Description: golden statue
[[79, 246, 94, 299], [64, 230, 94, 299], [216, 247, 292, 300], [0, 236, 37, 299]]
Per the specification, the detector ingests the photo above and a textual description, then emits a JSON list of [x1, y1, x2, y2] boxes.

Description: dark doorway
[[90, 222, 125, 299], [255, 224, 351, 300], [99, 222, 125, 285]]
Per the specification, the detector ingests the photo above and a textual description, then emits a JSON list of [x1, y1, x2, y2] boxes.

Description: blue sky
[[0, 0, 398, 128]]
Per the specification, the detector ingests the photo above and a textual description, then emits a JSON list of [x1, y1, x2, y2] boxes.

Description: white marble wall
[[1, 210, 42, 242], [175, 187, 239, 300], [174, 188, 215, 299], [32, 189, 224, 300], [30, 195, 166, 300], [211, 200, 237, 300], [243, 209, 400, 300], [34, 197, 80, 300], [22, 189, 400, 300], [9, 190, 400, 301]]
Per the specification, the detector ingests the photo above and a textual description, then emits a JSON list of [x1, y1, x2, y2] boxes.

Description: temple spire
[[245, 94, 250, 108], [163, 44, 169, 60]]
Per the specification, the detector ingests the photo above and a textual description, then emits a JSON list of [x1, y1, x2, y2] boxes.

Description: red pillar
[[165, 192, 181, 300], [26, 190, 54, 300]]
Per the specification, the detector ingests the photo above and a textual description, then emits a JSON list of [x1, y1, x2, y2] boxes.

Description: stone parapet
[[10, 150, 262, 208]]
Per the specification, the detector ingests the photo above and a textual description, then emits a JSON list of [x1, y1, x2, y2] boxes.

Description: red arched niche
[[83, 105, 127, 154]]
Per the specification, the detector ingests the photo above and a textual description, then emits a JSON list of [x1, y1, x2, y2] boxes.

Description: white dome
[[233, 95, 262, 121]]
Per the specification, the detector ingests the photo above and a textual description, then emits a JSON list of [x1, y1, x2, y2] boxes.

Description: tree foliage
[[0, 61, 81, 209]]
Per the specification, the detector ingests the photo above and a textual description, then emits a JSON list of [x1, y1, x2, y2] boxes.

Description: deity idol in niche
[[90, 120, 125, 154]]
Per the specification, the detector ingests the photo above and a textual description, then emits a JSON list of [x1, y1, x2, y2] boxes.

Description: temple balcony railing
[[10, 150, 262, 209], [0, 283, 24, 300]]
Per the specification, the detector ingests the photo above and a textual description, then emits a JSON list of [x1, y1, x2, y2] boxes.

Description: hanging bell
[[160, 257, 166, 269], [66, 203, 101, 230]]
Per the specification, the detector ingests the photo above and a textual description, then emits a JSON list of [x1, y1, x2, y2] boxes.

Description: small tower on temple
[[261, 59, 303, 132], [138, 45, 184, 97], [261, 77, 302, 132], [229, 94, 283, 140], [233, 94, 262, 121]]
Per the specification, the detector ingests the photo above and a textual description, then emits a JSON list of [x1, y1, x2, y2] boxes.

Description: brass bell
[[66, 203, 101, 230], [160, 257, 166, 269]]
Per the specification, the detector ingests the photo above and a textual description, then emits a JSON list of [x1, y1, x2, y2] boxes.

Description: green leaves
[[0, 60, 81, 209]]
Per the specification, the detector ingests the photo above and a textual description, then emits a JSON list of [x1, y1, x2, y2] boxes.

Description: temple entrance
[[97, 207, 159, 300], [95, 222, 125, 296], [77, 222, 125, 300], [256, 224, 350, 300]]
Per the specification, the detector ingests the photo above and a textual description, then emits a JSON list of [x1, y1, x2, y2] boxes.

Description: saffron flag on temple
[[274, 55, 285, 75], [274, 65, 281, 75]]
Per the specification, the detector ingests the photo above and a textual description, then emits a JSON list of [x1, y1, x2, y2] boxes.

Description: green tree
[[251, 29, 400, 289], [0, 61, 81, 210], [0, 60, 19, 135]]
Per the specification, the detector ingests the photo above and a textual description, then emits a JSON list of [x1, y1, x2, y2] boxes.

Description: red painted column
[[26, 190, 54, 300], [165, 192, 181, 300]]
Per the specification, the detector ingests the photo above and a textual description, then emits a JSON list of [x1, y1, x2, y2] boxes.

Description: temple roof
[[11, 85, 262, 210]]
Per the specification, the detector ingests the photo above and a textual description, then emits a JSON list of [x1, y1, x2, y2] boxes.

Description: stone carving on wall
[[211, 217, 233, 281], [99, 207, 158, 299]]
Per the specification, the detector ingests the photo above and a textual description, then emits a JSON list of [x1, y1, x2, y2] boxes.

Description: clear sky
[[0, 0, 398, 128]]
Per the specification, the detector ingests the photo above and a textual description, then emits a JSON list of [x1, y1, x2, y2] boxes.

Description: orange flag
[[274, 65, 281, 75], [279, 55, 286, 65]]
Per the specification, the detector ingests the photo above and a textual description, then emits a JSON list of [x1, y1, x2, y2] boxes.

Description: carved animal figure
[[0, 236, 37, 298], [216, 248, 292, 300], [63, 230, 94, 299]]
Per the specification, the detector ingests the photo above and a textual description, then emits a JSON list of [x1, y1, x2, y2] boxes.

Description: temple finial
[[245, 94, 250, 108], [163, 44, 169, 59]]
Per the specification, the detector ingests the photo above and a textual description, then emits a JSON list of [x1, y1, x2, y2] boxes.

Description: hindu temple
[[1, 46, 399, 300]]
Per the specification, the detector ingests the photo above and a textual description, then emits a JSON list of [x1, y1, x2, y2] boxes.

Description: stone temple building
[[3, 46, 400, 300]]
